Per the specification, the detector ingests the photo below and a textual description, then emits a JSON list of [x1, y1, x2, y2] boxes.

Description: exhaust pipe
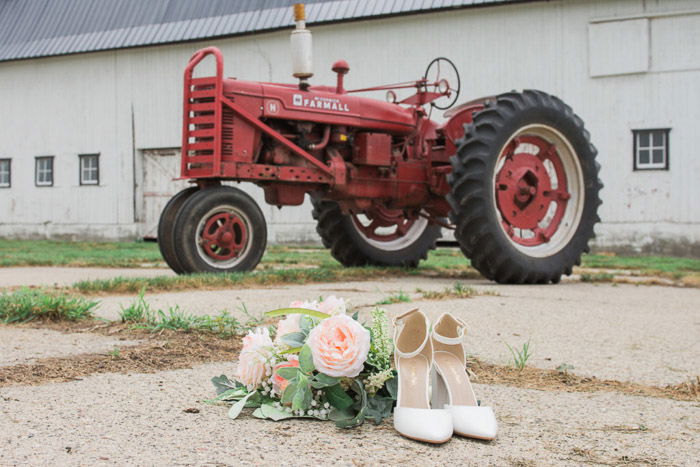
[[291, 3, 313, 89]]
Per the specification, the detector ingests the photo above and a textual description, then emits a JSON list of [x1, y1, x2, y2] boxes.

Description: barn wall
[[0, 0, 698, 254]]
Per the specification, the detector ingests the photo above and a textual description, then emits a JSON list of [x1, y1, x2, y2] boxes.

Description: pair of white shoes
[[392, 309, 498, 444]]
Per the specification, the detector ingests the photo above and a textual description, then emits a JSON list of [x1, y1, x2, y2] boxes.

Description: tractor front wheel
[[173, 186, 267, 274], [312, 200, 441, 268], [447, 90, 602, 284], [158, 186, 199, 274]]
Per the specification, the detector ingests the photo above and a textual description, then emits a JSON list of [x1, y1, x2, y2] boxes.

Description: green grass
[[0, 239, 163, 268], [580, 272, 616, 283], [72, 265, 437, 295], [505, 339, 533, 371], [0, 289, 98, 323], [375, 290, 412, 305], [119, 291, 261, 337], [580, 255, 700, 275]]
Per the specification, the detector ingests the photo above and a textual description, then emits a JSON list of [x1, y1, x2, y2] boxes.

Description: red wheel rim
[[495, 135, 570, 247], [200, 212, 248, 261], [351, 206, 417, 242]]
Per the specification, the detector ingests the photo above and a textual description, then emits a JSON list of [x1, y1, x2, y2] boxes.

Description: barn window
[[0, 159, 10, 188], [79, 154, 100, 185], [35, 156, 54, 186], [633, 129, 669, 170]]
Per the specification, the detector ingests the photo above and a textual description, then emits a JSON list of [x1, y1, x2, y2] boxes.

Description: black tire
[[447, 90, 602, 284], [173, 186, 267, 274], [158, 186, 199, 274], [311, 199, 441, 268]]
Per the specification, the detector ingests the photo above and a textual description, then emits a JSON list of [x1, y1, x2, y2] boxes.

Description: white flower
[[274, 313, 302, 345], [235, 328, 274, 390], [318, 295, 347, 315]]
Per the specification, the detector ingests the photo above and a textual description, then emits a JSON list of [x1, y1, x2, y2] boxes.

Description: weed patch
[[375, 290, 412, 305], [0, 289, 98, 323], [118, 292, 261, 337]]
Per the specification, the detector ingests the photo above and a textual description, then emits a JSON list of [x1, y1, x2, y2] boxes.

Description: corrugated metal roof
[[0, 0, 532, 62]]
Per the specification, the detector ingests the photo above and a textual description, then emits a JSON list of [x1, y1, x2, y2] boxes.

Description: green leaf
[[251, 407, 265, 419], [335, 380, 368, 429], [276, 366, 300, 380], [260, 403, 296, 421], [292, 374, 311, 412], [211, 375, 240, 395], [281, 332, 307, 348], [385, 375, 398, 400], [202, 387, 247, 404], [365, 395, 395, 425], [351, 311, 359, 321], [299, 345, 314, 374], [299, 314, 315, 333], [310, 373, 339, 389], [281, 378, 299, 405], [228, 391, 257, 420], [265, 307, 330, 319], [324, 384, 353, 410]]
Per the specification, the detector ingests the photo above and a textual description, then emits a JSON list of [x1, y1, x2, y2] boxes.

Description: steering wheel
[[423, 57, 461, 110]]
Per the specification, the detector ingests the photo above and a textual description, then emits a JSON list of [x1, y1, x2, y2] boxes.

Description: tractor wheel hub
[[496, 152, 551, 230]]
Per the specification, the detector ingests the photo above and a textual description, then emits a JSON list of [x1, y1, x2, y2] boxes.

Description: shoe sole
[[399, 433, 452, 445], [454, 431, 496, 441]]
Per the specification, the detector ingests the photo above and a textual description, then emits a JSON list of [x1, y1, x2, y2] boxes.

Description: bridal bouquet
[[209, 297, 397, 428]]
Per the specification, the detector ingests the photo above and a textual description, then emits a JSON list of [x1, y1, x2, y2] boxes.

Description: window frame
[[0, 158, 10, 188], [79, 153, 100, 186], [35, 156, 54, 187], [633, 128, 670, 171]]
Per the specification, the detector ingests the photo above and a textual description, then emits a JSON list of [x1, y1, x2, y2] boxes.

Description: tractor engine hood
[[221, 78, 417, 136]]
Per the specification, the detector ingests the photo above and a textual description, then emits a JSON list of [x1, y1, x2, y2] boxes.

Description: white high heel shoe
[[392, 308, 452, 444], [431, 313, 498, 440]]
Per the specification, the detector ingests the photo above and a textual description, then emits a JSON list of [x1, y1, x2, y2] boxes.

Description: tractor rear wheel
[[311, 200, 441, 268], [447, 90, 602, 284], [173, 186, 267, 274], [158, 186, 199, 274]]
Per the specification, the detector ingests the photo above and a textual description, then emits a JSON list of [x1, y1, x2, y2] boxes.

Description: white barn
[[0, 0, 698, 256]]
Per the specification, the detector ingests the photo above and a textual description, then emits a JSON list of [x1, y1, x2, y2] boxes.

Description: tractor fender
[[440, 96, 496, 155]]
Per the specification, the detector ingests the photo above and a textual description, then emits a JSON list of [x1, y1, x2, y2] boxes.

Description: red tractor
[[158, 5, 601, 284]]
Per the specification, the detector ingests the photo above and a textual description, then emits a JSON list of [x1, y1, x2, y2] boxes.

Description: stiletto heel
[[392, 309, 452, 444], [431, 313, 498, 441]]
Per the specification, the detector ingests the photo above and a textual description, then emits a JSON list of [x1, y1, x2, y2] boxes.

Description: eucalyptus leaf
[[251, 407, 265, 419], [299, 314, 315, 333], [351, 311, 359, 321], [310, 373, 339, 389], [211, 375, 240, 395], [260, 403, 296, 421], [281, 378, 299, 404], [265, 307, 330, 319], [299, 345, 314, 374], [228, 391, 257, 420], [292, 374, 311, 411], [335, 380, 368, 429], [365, 395, 395, 424], [203, 387, 247, 404], [281, 332, 307, 348], [276, 366, 300, 380], [324, 384, 353, 410], [385, 375, 398, 400]]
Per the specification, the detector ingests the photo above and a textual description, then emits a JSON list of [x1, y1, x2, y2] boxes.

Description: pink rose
[[306, 314, 370, 378], [235, 328, 273, 390], [272, 356, 300, 395]]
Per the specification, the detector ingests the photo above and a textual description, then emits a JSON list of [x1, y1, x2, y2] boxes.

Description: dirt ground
[[1, 267, 699, 465]]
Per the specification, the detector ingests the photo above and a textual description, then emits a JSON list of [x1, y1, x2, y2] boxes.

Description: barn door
[[140, 148, 190, 239]]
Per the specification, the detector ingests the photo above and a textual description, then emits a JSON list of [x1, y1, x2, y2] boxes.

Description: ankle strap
[[432, 314, 468, 345], [393, 308, 430, 359]]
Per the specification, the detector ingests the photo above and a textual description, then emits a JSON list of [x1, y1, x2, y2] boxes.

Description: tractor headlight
[[386, 90, 397, 104], [438, 79, 449, 94]]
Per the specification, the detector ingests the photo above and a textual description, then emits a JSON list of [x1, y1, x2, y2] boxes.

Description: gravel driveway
[[1, 267, 698, 465]]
